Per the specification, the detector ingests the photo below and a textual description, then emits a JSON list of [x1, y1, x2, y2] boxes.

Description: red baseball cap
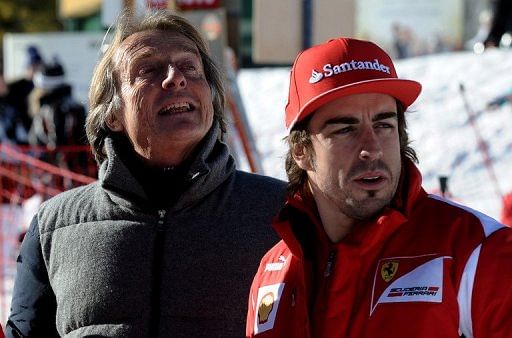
[[285, 37, 422, 130]]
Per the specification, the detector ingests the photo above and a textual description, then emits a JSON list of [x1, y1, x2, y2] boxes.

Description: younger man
[[247, 37, 512, 338]]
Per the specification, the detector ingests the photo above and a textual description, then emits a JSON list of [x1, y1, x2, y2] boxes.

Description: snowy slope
[[237, 49, 512, 219]]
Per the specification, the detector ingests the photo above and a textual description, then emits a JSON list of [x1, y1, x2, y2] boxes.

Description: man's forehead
[[319, 111, 397, 125], [307, 98, 397, 131], [115, 30, 200, 62], [317, 93, 396, 113]]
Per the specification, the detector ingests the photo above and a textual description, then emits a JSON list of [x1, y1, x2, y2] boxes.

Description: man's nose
[[162, 65, 186, 89], [359, 128, 383, 161]]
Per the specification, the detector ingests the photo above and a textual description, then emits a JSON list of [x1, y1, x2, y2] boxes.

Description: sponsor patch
[[309, 70, 324, 83], [370, 254, 452, 315], [254, 283, 285, 334], [264, 255, 288, 272], [308, 58, 391, 84], [381, 260, 399, 282]]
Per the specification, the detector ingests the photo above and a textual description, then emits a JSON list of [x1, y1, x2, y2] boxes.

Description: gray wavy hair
[[86, 9, 226, 165]]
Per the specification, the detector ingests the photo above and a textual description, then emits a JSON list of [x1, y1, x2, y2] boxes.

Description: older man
[[7, 10, 285, 338], [246, 37, 512, 338]]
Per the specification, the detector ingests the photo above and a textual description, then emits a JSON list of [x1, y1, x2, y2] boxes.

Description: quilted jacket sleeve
[[5, 216, 59, 338]]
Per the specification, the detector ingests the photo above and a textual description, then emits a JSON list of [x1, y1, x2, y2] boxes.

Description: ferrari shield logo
[[381, 261, 399, 282]]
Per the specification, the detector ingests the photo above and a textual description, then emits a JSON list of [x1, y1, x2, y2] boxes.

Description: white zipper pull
[[158, 209, 166, 225], [324, 250, 336, 277]]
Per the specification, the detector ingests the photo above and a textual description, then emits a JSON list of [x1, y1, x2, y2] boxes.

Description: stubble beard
[[336, 188, 395, 221], [314, 177, 394, 222], [334, 160, 399, 220]]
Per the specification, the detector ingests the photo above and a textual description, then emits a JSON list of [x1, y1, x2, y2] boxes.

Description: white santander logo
[[309, 59, 392, 84], [309, 69, 323, 84]]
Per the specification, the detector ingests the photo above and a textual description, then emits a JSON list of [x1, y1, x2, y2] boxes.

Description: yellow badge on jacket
[[381, 260, 399, 282], [254, 283, 285, 334]]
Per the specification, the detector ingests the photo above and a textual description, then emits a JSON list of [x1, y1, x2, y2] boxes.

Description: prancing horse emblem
[[381, 261, 399, 282]]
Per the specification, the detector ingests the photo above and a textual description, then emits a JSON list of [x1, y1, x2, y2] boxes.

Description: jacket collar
[[98, 120, 235, 211]]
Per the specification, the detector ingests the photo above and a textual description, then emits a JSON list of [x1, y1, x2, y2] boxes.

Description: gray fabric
[[38, 122, 286, 337]]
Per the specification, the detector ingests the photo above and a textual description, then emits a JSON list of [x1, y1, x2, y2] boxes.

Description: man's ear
[[292, 144, 313, 171], [106, 113, 124, 132]]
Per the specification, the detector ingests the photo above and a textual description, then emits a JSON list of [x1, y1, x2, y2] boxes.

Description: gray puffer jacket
[[7, 123, 286, 337]]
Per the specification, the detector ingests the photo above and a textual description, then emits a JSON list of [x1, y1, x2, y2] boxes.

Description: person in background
[[0, 67, 17, 142], [484, 0, 512, 48], [5, 45, 44, 142], [391, 22, 412, 59], [27, 58, 86, 150], [7, 9, 285, 338], [246, 37, 512, 338]]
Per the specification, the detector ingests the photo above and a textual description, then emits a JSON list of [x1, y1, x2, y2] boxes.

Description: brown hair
[[86, 9, 226, 165], [285, 101, 417, 194]]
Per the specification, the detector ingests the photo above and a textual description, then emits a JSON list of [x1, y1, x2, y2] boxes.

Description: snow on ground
[[237, 49, 512, 219]]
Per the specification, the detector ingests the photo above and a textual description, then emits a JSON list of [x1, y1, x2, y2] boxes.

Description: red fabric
[[501, 192, 512, 226], [175, 0, 220, 10], [247, 160, 512, 338], [472, 228, 512, 337], [285, 37, 421, 129]]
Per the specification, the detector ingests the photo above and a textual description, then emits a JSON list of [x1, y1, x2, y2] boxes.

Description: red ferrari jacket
[[247, 160, 512, 338]]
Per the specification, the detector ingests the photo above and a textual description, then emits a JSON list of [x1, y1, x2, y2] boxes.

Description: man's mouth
[[358, 176, 381, 182], [353, 172, 388, 188], [158, 102, 195, 115]]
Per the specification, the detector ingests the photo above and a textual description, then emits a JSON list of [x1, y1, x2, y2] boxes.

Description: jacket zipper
[[150, 209, 167, 336], [157, 209, 167, 230], [323, 250, 336, 277], [312, 250, 337, 336]]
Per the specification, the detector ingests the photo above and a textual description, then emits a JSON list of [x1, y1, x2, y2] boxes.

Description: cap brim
[[289, 78, 422, 130]]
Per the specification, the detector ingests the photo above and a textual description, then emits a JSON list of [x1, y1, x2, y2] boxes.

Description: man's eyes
[[179, 61, 205, 75], [375, 121, 396, 129], [181, 63, 198, 71], [333, 126, 355, 134], [138, 65, 156, 75], [135, 62, 200, 76], [330, 122, 395, 135]]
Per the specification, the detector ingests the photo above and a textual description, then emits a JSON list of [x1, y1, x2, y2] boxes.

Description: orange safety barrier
[[0, 143, 97, 325]]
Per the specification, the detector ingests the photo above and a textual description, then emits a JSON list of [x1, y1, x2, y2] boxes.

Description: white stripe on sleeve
[[457, 244, 481, 338]]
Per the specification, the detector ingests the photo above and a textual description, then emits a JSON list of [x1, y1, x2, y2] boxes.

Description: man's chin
[[342, 195, 392, 221]]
